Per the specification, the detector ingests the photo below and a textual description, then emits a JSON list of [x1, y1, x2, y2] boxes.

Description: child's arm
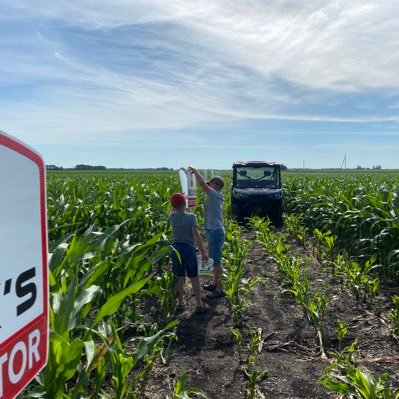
[[188, 166, 211, 194], [192, 227, 207, 260]]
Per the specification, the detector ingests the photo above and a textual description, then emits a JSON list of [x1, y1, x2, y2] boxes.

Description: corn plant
[[243, 327, 268, 399], [247, 327, 264, 366], [172, 371, 209, 398], [321, 366, 399, 398], [244, 368, 268, 399], [152, 270, 177, 318], [223, 221, 253, 326], [289, 274, 310, 308], [249, 216, 291, 266], [320, 320, 399, 398], [307, 291, 331, 328], [390, 295, 399, 335], [103, 320, 178, 398], [332, 253, 348, 281], [343, 257, 380, 305], [231, 328, 244, 364], [313, 228, 336, 266], [388, 250, 399, 279], [277, 255, 307, 286], [106, 326, 136, 399], [288, 273, 331, 359], [320, 337, 398, 399], [132, 321, 178, 395], [248, 216, 273, 240], [32, 267, 100, 398], [231, 325, 268, 398], [283, 213, 309, 248], [307, 291, 332, 359], [336, 320, 349, 350]]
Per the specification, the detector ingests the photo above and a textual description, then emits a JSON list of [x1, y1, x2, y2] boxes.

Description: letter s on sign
[[16, 267, 37, 317]]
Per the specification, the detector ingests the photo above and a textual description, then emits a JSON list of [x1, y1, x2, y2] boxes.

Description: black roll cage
[[232, 161, 281, 188]]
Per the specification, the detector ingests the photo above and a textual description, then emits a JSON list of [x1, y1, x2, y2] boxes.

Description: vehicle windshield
[[235, 166, 279, 188]]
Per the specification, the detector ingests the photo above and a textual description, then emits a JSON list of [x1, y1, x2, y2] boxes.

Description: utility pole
[[340, 154, 347, 171]]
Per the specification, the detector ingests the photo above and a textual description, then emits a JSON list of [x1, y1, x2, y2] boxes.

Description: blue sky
[[1, 1, 399, 169]]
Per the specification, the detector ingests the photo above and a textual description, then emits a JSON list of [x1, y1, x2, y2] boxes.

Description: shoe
[[206, 290, 226, 299], [203, 283, 217, 292]]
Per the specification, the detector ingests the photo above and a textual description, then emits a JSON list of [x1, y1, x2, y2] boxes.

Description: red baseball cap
[[171, 193, 186, 208]]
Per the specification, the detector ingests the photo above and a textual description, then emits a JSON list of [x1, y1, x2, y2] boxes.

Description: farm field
[[20, 169, 399, 398]]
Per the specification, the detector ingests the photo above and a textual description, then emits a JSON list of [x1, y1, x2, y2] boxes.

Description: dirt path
[[144, 230, 399, 398]]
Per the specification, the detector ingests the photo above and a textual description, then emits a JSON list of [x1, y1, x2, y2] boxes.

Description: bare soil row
[[144, 229, 399, 399]]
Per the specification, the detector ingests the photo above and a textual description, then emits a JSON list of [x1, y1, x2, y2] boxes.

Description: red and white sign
[[0, 132, 48, 399]]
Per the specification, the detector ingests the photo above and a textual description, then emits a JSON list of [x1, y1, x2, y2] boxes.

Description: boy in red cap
[[170, 193, 208, 313]]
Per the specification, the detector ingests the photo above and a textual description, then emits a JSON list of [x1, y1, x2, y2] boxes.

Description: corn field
[[19, 169, 399, 398], [22, 172, 183, 398], [283, 172, 399, 279]]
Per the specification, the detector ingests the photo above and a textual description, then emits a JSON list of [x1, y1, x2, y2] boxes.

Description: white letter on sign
[[29, 329, 40, 368], [9, 341, 27, 384], [0, 353, 8, 397]]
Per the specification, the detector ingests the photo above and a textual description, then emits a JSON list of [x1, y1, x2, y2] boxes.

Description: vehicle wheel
[[231, 202, 242, 220], [273, 205, 283, 227]]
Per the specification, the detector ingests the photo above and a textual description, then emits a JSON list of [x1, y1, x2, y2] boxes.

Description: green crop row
[[24, 174, 192, 397], [283, 174, 399, 279]]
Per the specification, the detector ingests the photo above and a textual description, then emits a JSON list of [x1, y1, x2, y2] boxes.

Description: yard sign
[[0, 132, 48, 399]]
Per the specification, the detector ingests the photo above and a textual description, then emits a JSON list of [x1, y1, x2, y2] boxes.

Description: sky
[[1, 0, 399, 169]]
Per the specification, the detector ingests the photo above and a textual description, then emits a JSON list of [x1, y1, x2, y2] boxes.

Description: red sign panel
[[0, 132, 48, 399]]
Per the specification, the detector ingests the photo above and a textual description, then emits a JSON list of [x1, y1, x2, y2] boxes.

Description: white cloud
[[4, 0, 399, 91], [1, 0, 399, 148], [189, 1, 399, 91]]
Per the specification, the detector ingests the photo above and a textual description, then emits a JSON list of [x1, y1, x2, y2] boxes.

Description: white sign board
[[0, 132, 48, 399]]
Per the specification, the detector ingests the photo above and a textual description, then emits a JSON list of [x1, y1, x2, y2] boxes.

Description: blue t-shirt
[[204, 188, 224, 230], [170, 211, 198, 246]]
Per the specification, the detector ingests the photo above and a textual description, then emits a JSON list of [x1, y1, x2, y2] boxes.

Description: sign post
[[0, 132, 48, 399]]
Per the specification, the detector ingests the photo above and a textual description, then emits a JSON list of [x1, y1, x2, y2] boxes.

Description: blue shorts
[[171, 243, 198, 278], [205, 228, 225, 266]]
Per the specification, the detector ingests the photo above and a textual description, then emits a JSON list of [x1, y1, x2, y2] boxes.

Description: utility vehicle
[[231, 161, 283, 226]]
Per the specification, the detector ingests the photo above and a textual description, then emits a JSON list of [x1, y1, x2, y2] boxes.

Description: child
[[170, 193, 208, 313], [187, 167, 226, 298]]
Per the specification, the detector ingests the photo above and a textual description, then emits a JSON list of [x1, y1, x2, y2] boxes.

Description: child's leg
[[190, 277, 203, 306], [206, 232, 217, 286], [171, 243, 186, 307], [176, 276, 185, 306], [206, 228, 225, 292]]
